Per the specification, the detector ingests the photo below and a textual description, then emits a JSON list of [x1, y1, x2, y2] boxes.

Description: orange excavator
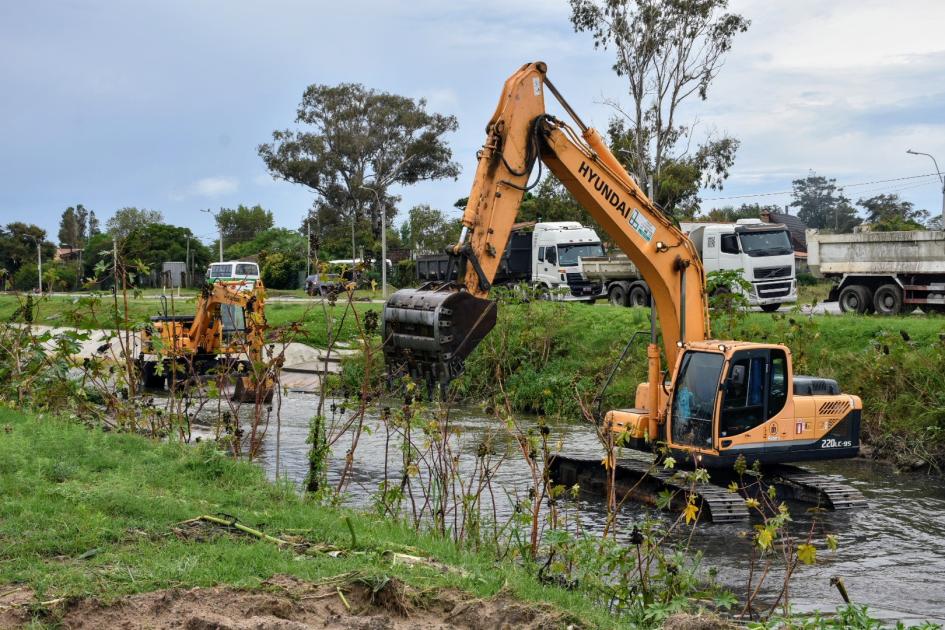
[[382, 63, 866, 518], [139, 280, 274, 403]]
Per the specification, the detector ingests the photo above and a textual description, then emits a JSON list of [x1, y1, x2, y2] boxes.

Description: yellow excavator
[[139, 280, 274, 403], [382, 62, 865, 519]]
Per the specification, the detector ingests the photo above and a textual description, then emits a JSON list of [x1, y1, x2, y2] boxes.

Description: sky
[[1, 0, 944, 245]]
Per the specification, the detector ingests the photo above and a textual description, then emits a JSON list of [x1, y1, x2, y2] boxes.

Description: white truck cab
[[532, 222, 605, 299], [686, 219, 797, 311]]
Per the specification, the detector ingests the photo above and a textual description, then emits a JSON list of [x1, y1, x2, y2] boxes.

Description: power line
[[703, 172, 940, 202]]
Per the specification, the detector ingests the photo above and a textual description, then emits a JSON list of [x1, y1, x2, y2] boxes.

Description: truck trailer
[[807, 229, 945, 314]]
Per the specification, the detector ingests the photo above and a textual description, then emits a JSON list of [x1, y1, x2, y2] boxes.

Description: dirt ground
[[1, 575, 576, 630]]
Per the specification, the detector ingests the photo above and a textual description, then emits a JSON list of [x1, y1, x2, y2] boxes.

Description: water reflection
[[219, 393, 945, 625]]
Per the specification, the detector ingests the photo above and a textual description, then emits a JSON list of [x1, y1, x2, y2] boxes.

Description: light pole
[[906, 149, 945, 228], [201, 208, 224, 261], [358, 155, 416, 300], [35, 239, 42, 293], [359, 184, 387, 299]]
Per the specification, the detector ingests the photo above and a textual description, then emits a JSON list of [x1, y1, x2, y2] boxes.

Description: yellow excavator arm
[[455, 61, 709, 363], [384, 61, 706, 391]]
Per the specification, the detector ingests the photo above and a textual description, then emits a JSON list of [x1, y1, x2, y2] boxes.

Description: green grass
[[0, 293, 381, 348], [0, 407, 615, 627]]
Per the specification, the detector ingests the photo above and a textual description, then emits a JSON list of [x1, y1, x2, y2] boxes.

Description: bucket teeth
[[382, 287, 497, 390]]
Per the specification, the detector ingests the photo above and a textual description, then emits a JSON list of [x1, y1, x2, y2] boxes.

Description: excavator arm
[[179, 280, 268, 364], [384, 62, 707, 390]]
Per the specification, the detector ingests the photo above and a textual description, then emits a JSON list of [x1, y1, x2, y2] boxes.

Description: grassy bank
[[0, 406, 614, 628]]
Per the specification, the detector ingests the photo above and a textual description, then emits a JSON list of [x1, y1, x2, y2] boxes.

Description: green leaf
[[756, 527, 773, 550], [797, 543, 816, 565]]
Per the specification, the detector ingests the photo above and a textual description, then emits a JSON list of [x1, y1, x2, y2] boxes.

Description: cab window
[[209, 264, 232, 278], [720, 234, 740, 254], [537, 247, 545, 263], [671, 351, 724, 448], [768, 350, 788, 418], [720, 349, 788, 436], [545, 246, 557, 265]]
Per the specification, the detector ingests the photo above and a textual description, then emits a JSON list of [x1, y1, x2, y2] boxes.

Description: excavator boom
[[383, 61, 707, 386]]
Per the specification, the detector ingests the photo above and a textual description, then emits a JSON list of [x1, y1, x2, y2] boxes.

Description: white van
[[206, 261, 260, 284]]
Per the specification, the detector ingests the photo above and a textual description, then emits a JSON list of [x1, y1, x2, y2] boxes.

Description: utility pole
[[359, 155, 415, 300], [185, 236, 191, 287], [36, 240, 42, 293], [906, 149, 945, 229], [359, 184, 387, 299], [201, 208, 223, 261], [306, 218, 312, 277]]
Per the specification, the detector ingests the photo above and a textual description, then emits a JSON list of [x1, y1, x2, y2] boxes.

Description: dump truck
[[416, 221, 604, 301], [583, 219, 797, 311], [808, 228, 945, 314]]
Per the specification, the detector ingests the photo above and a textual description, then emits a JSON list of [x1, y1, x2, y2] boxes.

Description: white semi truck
[[807, 229, 945, 315], [582, 219, 798, 311], [416, 221, 605, 301]]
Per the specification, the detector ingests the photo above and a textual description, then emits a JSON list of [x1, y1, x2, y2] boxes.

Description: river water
[[220, 392, 945, 625]]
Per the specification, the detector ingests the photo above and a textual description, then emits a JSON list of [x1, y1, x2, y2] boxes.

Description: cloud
[[173, 176, 239, 200]]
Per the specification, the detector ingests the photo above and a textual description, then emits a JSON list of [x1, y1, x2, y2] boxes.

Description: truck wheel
[[873, 284, 903, 316], [838, 285, 871, 314], [760, 303, 781, 313], [609, 284, 628, 307], [628, 284, 649, 308]]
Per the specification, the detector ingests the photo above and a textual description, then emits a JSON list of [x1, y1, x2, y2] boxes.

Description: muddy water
[[230, 393, 945, 625]]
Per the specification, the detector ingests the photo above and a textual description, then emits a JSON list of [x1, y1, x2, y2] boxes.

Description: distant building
[[161, 262, 188, 288], [761, 211, 808, 252], [761, 211, 809, 272], [55, 247, 82, 262]]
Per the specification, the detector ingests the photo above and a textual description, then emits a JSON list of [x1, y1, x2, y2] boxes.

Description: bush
[[261, 252, 302, 289], [12, 263, 40, 291], [796, 272, 819, 286], [393, 259, 416, 289]]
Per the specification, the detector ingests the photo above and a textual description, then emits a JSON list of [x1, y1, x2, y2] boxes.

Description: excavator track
[[769, 464, 868, 511], [550, 452, 749, 524], [549, 455, 868, 523]]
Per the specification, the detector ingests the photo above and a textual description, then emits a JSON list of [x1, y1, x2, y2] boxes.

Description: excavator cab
[[608, 341, 861, 468]]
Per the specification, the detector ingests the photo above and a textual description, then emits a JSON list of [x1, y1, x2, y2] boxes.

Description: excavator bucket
[[382, 286, 497, 389]]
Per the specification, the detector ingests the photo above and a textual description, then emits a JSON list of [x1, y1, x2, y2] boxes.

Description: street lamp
[[906, 149, 945, 228], [358, 155, 416, 300]]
